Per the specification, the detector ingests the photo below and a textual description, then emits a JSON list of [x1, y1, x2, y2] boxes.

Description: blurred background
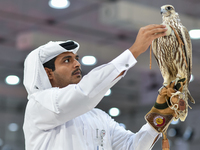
[[0, 0, 199, 149]]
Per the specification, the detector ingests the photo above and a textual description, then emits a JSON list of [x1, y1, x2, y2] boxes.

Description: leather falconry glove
[[145, 78, 186, 150]]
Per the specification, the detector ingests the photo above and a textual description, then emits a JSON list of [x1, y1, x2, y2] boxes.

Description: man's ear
[[44, 67, 54, 80]]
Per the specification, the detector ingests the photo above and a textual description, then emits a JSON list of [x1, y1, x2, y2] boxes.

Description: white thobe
[[23, 50, 160, 150]]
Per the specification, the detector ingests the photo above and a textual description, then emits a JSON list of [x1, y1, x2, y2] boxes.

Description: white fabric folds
[[23, 40, 79, 96]]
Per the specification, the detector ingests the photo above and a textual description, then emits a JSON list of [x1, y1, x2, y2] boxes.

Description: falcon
[[151, 5, 195, 121]]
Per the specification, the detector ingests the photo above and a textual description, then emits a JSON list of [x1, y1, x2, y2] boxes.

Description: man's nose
[[74, 59, 81, 68]]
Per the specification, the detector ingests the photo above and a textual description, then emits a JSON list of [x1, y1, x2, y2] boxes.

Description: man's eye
[[65, 59, 69, 63]]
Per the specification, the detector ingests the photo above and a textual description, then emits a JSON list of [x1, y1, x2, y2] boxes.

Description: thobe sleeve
[[27, 50, 137, 130], [106, 112, 161, 150]]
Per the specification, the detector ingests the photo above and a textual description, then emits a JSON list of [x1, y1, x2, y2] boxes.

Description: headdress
[[23, 40, 79, 96]]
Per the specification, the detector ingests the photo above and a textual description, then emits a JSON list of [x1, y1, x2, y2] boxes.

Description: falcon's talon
[[163, 85, 167, 89], [158, 84, 168, 94], [175, 77, 180, 85]]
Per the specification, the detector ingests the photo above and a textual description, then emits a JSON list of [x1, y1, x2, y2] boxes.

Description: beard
[[53, 70, 82, 88]]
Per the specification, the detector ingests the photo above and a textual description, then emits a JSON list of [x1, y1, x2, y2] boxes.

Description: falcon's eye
[[167, 6, 172, 10]]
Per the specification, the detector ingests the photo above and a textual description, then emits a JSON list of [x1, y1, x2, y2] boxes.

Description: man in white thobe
[[23, 24, 167, 150]]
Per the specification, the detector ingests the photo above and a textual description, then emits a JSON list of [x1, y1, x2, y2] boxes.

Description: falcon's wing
[[180, 26, 192, 83]]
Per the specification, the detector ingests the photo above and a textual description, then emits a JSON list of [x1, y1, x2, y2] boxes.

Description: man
[[23, 24, 167, 150]]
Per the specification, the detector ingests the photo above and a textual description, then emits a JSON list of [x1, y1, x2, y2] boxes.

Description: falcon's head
[[161, 5, 176, 17]]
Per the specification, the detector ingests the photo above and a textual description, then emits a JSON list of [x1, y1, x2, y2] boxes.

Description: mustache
[[72, 68, 82, 76]]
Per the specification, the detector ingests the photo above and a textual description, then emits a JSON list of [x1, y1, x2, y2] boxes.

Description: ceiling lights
[[5, 75, 20, 85], [8, 123, 19, 132], [109, 107, 120, 117], [190, 74, 194, 82], [119, 123, 126, 129], [81, 56, 97, 66], [171, 119, 179, 125], [189, 29, 200, 39], [105, 89, 111, 96], [49, 0, 70, 9]]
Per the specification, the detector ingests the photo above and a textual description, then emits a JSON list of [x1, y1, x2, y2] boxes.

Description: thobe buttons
[[125, 64, 129, 67]]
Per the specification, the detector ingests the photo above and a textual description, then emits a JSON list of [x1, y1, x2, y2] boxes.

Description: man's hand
[[145, 79, 186, 133], [129, 24, 167, 58]]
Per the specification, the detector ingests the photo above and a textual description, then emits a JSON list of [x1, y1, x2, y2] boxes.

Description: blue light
[[8, 123, 19, 132]]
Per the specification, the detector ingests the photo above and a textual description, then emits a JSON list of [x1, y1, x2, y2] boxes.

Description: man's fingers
[[148, 27, 167, 35], [140, 24, 167, 40], [179, 82, 184, 92], [153, 32, 166, 39], [129, 24, 168, 58], [145, 24, 166, 30], [143, 24, 167, 34], [170, 81, 176, 88], [140, 24, 166, 34]]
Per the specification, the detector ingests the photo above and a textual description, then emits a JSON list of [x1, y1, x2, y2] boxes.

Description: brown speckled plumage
[[152, 5, 194, 121]]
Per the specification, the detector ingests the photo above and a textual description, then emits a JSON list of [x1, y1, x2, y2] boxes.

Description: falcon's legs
[[159, 74, 182, 94], [173, 74, 182, 85], [158, 74, 171, 94]]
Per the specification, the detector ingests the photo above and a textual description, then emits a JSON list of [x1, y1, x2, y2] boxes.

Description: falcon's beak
[[160, 8, 168, 16]]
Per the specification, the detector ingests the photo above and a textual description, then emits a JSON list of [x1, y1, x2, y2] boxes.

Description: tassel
[[162, 133, 170, 150], [150, 45, 152, 69]]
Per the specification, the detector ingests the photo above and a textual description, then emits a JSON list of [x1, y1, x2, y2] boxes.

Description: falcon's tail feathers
[[188, 90, 195, 104]]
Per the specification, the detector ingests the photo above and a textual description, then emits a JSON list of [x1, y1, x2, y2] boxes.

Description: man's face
[[49, 52, 82, 88]]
